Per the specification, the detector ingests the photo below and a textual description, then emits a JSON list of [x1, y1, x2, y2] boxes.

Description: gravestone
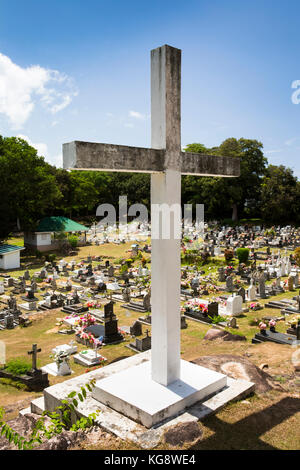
[[4, 313, 14, 329], [108, 265, 115, 277], [130, 329, 151, 352], [247, 283, 256, 301], [218, 267, 225, 282], [226, 275, 234, 292], [130, 320, 142, 337], [288, 275, 294, 291], [237, 287, 246, 303], [143, 292, 151, 311], [258, 272, 266, 299], [226, 295, 243, 317]]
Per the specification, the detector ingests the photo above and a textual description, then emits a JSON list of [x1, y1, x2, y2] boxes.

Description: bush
[[236, 248, 250, 264], [294, 247, 300, 267], [68, 235, 78, 249], [119, 264, 128, 274], [35, 250, 43, 259], [45, 253, 56, 263], [5, 358, 32, 376]]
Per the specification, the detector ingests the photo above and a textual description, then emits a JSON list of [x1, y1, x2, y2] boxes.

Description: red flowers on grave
[[86, 301, 100, 309], [75, 313, 96, 328]]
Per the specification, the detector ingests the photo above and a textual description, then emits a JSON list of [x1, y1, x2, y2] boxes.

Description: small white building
[[24, 232, 52, 251], [0, 244, 25, 270], [24, 217, 89, 252]]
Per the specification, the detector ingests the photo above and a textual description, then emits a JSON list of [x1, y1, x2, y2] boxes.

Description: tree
[[0, 136, 62, 240], [260, 165, 300, 224], [183, 138, 268, 222]]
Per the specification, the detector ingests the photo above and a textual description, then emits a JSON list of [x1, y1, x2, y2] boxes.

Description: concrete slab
[[92, 360, 227, 427], [22, 352, 255, 448], [41, 362, 73, 377]]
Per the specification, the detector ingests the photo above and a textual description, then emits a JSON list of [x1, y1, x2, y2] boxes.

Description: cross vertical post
[[28, 343, 41, 370], [151, 45, 181, 386]]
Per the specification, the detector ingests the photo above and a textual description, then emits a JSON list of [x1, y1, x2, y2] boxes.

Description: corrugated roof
[[0, 244, 25, 255], [35, 217, 89, 233]]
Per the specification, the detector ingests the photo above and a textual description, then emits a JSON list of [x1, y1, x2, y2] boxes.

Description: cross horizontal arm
[[63, 141, 240, 177], [63, 141, 165, 173], [181, 152, 240, 177]]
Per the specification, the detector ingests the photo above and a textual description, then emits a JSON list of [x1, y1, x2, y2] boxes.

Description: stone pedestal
[[93, 359, 227, 428]]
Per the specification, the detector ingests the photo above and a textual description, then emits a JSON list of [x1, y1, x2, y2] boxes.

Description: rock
[[36, 430, 85, 450], [204, 328, 246, 342], [191, 354, 283, 394], [163, 421, 203, 447], [259, 363, 268, 370]]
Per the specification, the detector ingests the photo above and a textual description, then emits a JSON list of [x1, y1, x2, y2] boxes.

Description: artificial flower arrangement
[[259, 321, 267, 335], [78, 329, 102, 347], [50, 350, 70, 369], [269, 319, 276, 332], [249, 302, 262, 311], [182, 298, 208, 314], [224, 266, 234, 276], [86, 301, 101, 309], [75, 313, 96, 328]]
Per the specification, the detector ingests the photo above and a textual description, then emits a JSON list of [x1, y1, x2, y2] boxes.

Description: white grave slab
[[52, 343, 77, 356], [42, 361, 72, 377], [74, 349, 106, 367]]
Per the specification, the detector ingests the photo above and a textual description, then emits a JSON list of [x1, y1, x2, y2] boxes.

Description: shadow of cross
[[63, 44, 240, 387], [191, 396, 300, 450]]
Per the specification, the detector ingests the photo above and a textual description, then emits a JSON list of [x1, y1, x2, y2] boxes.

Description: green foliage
[[68, 235, 78, 248], [119, 264, 128, 274], [0, 136, 62, 239], [294, 247, 300, 267], [2, 134, 300, 240], [208, 315, 227, 324], [5, 358, 32, 376], [236, 248, 250, 263], [46, 253, 56, 262], [261, 165, 300, 224], [0, 379, 98, 450]]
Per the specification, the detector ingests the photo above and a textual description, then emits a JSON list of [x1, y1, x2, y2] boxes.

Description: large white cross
[[63, 44, 239, 387]]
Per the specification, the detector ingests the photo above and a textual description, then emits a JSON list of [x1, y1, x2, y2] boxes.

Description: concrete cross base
[[22, 352, 255, 448], [92, 360, 227, 428]]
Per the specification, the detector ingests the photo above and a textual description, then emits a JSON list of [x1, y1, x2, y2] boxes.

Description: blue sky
[[1, 0, 300, 176]]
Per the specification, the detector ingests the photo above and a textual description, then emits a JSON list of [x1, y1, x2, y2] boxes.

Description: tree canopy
[[0, 134, 299, 241]]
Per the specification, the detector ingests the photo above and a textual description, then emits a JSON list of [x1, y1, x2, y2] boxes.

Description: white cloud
[[0, 52, 78, 129], [17, 134, 48, 158], [16, 134, 62, 167], [129, 110, 146, 120]]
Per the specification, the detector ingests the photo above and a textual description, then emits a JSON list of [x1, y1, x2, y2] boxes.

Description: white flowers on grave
[[51, 350, 70, 369]]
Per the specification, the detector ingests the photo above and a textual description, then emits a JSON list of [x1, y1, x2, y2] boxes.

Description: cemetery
[[1, 221, 300, 449], [0, 8, 300, 452]]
